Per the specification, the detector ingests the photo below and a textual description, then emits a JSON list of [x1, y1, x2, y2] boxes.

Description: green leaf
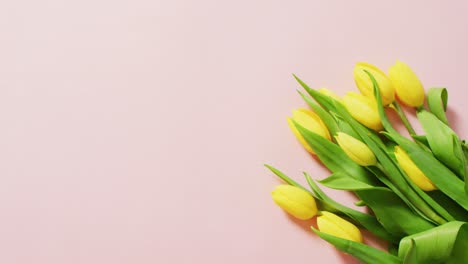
[[417, 109, 465, 178], [427, 191, 468, 222], [264, 164, 308, 191], [398, 221, 468, 264], [356, 188, 436, 238], [366, 166, 435, 224], [411, 135, 429, 148], [319, 171, 390, 191], [332, 114, 363, 140], [402, 239, 417, 264], [293, 74, 339, 113], [427, 88, 449, 125], [311, 227, 402, 264], [354, 200, 366, 206]]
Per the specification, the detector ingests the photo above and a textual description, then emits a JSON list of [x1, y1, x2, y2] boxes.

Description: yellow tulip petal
[[317, 211, 362, 242], [287, 118, 314, 153], [389, 60, 425, 107], [293, 109, 331, 140], [287, 108, 331, 154], [341, 92, 383, 131], [272, 185, 318, 220], [354, 62, 395, 106], [335, 132, 377, 166], [394, 146, 437, 191]]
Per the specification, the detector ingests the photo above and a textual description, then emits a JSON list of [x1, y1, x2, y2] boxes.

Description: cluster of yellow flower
[[267, 61, 468, 263]]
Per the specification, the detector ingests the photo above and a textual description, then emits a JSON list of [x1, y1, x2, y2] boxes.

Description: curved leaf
[[417, 110, 465, 178], [427, 88, 449, 125], [399, 221, 468, 264]]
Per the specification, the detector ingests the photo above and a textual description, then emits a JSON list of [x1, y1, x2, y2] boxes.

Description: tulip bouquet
[[267, 61, 468, 263]]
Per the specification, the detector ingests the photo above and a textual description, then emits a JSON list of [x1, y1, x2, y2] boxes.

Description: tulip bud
[[318, 88, 340, 101], [317, 211, 362, 242], [394, 146, 437, 191], [354, 62, 395, 105], [388, 60, 425, 107], [335, 132, 377, 166], [287, 109, 331, 154], [271, 185, 318, 220], [341, 92, 383, 131]]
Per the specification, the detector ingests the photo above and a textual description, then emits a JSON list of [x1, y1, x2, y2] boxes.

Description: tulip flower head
[[271, 185, 318, 220], [341, 92, 383, 131], [317, 211, 362, 242], [335, 132, 377, 166], [287, 109, 331, 154], [354, 62, 395, 106], [394, 146, 437, 191], [388, 60, 425, 107]]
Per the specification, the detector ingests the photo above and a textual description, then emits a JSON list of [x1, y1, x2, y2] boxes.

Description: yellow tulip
[[287, 109, 331, 154], [318, 88, 340, 101], [272, 185, 318, 220], [335, 132, 377, 166], [317, 211, 362, 242], [388, 60, 425, 107], [341, 92, 383, 131], [354, 62, 395, 105], [394, 146, 437, 191]]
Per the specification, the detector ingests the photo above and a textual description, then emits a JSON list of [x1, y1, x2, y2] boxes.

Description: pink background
[[1, 0, 467, 263]]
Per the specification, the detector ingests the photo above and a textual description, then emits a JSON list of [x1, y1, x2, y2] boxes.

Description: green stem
[[392, 101, 417, 135], [375, 163, 447, 225]]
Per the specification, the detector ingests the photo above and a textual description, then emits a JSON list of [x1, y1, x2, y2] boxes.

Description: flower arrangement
[[266, 61, 468, 263]]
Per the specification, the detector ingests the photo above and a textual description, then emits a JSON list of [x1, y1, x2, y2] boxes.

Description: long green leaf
[[293, 74, 338, 113], [312, 227, 402, 264], [332, 113, 363, 140], [366, 166, 435, 224], [319, 171, 390, 191]]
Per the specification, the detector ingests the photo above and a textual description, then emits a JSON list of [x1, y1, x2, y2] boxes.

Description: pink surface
[[1, 0, 468, 263]]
